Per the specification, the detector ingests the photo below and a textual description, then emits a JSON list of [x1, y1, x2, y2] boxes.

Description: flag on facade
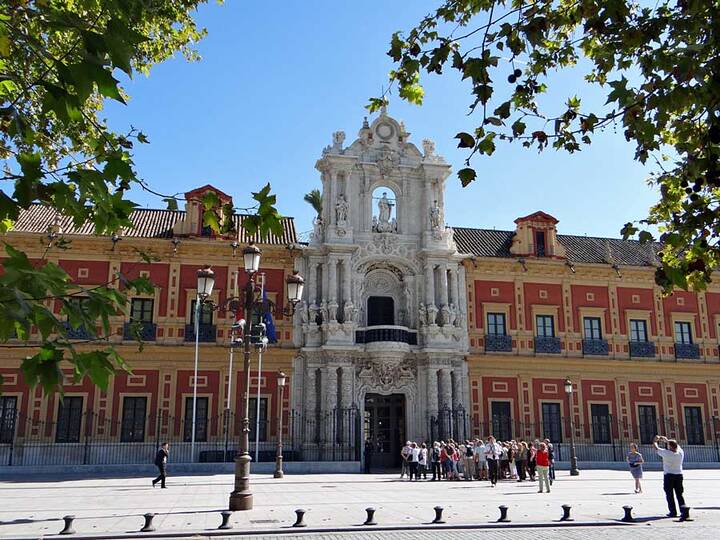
[[262, 285, 277, 343]]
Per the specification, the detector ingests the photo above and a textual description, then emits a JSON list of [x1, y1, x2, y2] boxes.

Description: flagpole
[[254, 273, 266, 464]]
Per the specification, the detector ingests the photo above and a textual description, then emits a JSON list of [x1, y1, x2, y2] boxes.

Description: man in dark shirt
[[152, 442, 169, 488]]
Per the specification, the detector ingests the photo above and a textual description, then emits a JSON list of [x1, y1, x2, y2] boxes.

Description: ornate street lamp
[[564, 377, 580, 476], [191, 266, 216, 463], [274, 371, 287, 479], [243, 243, 262, 274]]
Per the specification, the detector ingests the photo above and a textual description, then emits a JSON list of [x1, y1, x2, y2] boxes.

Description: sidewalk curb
[[10, 520, 634, 540]]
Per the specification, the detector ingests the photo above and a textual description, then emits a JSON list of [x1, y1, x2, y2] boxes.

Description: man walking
[[430, 442, 442, 481], [484, 436, 502, 487], [653, 435, 685, 517], [152, 442, 169, 488]]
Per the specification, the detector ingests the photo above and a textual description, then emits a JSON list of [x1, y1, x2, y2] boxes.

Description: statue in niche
[[447, 303, 457, 327], [430, 200, 442, 230], [418, 302, 427, 327], [343, 301, 355, 324], [374, 192, 394, 233], [335, 194, 349, 223]]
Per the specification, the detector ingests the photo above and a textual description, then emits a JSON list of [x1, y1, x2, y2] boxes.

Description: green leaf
[[458, 167, 477, 187], [455, 132, 475, 149]]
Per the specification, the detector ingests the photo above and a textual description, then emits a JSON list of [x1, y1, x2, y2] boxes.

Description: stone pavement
[[0, 470, 718, 538]]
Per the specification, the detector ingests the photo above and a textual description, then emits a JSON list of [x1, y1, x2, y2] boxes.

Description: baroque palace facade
[[2, 110, 720, 469]]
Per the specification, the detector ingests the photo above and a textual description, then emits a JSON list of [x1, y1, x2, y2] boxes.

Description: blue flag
[[262, 287, 277, 343]]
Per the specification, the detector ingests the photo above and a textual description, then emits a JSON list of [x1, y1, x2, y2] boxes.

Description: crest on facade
[[357, 359, 416, 392], [376, 147, 399, 178]]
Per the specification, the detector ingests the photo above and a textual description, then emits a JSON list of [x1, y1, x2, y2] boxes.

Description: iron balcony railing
[[184, 324, 217, 343], [534, 336, 561, 354], [355, 326, 418, 346], [582, 338, 609, 356], [485, 334, 512, 352], [123, 321, 157, 342], [675, 342, 700, 360], [629, 341, 656, 358]]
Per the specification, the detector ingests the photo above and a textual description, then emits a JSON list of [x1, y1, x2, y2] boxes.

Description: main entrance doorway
[[364, 393, 405, 471]]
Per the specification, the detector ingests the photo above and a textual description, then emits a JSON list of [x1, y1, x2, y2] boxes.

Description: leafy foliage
[[0, 1, 283, 393], [375, 0, 720, 293]]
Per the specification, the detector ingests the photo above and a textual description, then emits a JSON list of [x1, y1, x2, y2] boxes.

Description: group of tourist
[[399, 436, 556, 492]]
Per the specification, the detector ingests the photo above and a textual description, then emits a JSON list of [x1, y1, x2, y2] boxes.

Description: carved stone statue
[[418, 302, 427, 327], [319, 301, 328, 325], [299, 301, 309, 325], [343, 301, 355, 324], [447, 303, 457, 327], [332, 130, 345, 150], [422, 138, 436, 158], [440, 305, 451, 327], [426, 303, 438, 325], [335, 194, 349, 223], [374, 192, 394, 232], [430, 200, 442, 230], [311, 215, 324, 241]]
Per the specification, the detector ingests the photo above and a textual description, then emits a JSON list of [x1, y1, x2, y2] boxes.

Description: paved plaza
[[0, 470, 718, 538]]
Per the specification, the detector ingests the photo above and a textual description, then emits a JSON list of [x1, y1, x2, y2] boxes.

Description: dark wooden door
[[364, 393, 405, 470]]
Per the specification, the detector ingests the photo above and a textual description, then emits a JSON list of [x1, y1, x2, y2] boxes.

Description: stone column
[[438, 368, 452, 410], [448, 266, 457, 305], [342, 259, 352, 305], [324, 366, 339, 444], [304, 367, 317, 443], [426, 367, 439, 419], [328, 258, 338, 321], [451, 367, 463, 408], [308, 262, 318, 305], [440, 264, 449, 306], [340, 365, 354, 409], [425, 262, 435, 304]]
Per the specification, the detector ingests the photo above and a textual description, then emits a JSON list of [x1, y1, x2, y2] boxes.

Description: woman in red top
[[536, 442, 551, 493]]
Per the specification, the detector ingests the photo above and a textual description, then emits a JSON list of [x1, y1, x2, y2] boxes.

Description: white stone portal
[[293, 110, 470, 465]]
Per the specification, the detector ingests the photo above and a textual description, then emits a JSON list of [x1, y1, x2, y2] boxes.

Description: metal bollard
[[140, 513, 156, 532], [679, 506, 693, 522], [364, 507, 377, 526], [560, 504, 574, 521], [432, 506, 446, 524], [59, 515, 76, 535], [497, 505, 511, 523], [293, 509, 307, 528], [621, 506, 635, 523], [218, 510, 233, 530]]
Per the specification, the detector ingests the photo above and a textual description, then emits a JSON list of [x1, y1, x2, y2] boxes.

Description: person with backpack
[[152, 442, 169, 488], [430, 441, 442, 481], [463, 441, 475, 480]]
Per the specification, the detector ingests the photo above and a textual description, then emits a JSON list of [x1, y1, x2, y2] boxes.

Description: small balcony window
[[487, 313, 506, 336], [630, 319, 648, 342], [583, 317, 602, 340]]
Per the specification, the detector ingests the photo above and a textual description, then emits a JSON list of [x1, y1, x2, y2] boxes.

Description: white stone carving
[[430, 200, 442, 230], [357, 358, 416, 393], [374, 192, 394, 232], [335, 194, 349, 223]]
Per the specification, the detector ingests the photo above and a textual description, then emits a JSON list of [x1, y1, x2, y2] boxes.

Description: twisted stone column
[[438, 368, 452, 411], [304, 368, 317, 443], [324, 367, 338, 444]]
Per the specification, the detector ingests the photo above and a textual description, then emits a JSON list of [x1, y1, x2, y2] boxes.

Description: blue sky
[[105, 0, 658, 240]]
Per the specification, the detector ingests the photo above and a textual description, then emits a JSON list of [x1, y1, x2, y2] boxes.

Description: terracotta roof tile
[[10, 204, 297, 245]]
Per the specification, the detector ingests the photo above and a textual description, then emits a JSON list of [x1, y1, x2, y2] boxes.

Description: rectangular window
[[541, 402, 563, 443], [0, 396, 18, 444], [67, 296, 90, 317], [630, 319, 648, 342], [248, 397, 268, 442], [590, 403, 611, 444], [121, 397, 147, 442], [486, 313, 506, 336], [535, 231, 546, 256], [56, 396, 83, 443], [583, 317, 602, 340], [130, 298, 154, 323], [684, 406, 705, 445], [638, 405, 657, 445], [184, 397, 209, 442], [190, 300, 214, 325], [674, 321, 693, 344], [490, 401, 512, 441], [535, 314, 555, 337]]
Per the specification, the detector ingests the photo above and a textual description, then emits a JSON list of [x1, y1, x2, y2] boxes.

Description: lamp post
[[224, 320, 244, 459], [274, 371, 287, 479], [228, 251, 304, 510], [564, 377, 580, 476], [192, 266, 216, 463]]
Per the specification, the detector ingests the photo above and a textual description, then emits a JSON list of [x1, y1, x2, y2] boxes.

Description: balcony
[[184, 324, 217, 343], [355, 326, 418, 346], [123, 321, 157, 342], [534, 336, 561, 354], [485, 334, 512, 353], [62, 321, 94, 340], [675, 342, 700, 360], [629, 341, 656, 358], [582, 338, 609, 356]]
